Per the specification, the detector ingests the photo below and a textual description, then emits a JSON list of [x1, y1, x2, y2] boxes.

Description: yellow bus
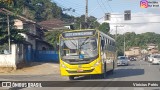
[[59, 29, 116, 80]]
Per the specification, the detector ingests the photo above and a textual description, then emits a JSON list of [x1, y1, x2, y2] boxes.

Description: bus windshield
[[60, 37, 98, 61]]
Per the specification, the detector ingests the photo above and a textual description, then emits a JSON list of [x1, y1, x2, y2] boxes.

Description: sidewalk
[[0, 62, 60, 75]]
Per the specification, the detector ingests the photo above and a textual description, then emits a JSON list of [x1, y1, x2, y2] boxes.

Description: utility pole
[[7, 14, 11, 53], [85, 0, 88, 23]]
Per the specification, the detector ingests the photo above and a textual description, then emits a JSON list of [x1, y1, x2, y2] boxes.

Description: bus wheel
[[102, 62, 107, 79], [69, 76, 74, 80], [110, 69, 114, 74], [110, 61, 114, 74]]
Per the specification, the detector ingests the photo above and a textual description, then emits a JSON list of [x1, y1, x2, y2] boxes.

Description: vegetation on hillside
[[116, 32, 160, 56]]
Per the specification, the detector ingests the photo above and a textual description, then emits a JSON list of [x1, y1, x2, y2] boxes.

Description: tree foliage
[[45, 31, 61, 48], [73, 15, 100, 29], [0, 2, 25, 45], [98, 23, 110, 34], [116, 32, 160, 56]]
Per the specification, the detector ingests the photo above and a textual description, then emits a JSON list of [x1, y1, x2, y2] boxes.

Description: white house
[[0, 8, 53, 70]]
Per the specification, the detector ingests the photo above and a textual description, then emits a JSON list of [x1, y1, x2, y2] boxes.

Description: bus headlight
[[93, 61, 100, 67], [91, 62, 100, 69], [94, 62, 99, 66], [61, 64, 67, 68]]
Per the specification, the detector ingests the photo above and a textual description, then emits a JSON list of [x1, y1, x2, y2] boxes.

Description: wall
[[36, 41, 51, 51], [125, 49, 140, 56], [19, 33, 36, 50], [0, 44, 28, 69], [125, 51, 133, 56], [16, 44, 25, 64], [133, 49, 140, 56], [27, 35, 36, 49], [14, 19, 23, 29], [0, 44, 16, 69]]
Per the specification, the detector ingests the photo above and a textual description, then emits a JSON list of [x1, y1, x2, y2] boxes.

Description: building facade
[[125, 47, 141, 57]]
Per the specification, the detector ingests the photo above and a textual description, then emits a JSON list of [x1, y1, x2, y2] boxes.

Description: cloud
[[103, 12, 160, 34]]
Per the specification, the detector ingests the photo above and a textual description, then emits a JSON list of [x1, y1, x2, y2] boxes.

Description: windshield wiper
[[79, 37, 90, 47], [70, 40, 77, 48]]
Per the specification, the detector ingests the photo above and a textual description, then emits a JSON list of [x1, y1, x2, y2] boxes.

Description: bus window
[[106, 39, 108, 45], [101, 39, 105, 49]]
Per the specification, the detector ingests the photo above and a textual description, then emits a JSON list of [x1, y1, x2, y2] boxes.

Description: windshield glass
[[154, 55, 160, 58], [60, 37, 98, 60], [118, 56, 127, 60]]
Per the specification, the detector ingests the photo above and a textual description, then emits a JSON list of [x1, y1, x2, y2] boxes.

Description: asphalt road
[[1, 60, 160, 90]]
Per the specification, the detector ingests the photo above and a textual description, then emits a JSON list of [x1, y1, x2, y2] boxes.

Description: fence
[[34, 50, 59, 62]]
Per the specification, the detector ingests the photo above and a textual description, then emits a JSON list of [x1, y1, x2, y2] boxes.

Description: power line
[[104, 0, 113, 12], [52, 0, 82, 17], [58, 0, 85, 9], [53, 0, 85, 13], [57, 0, 85, 10], [110, 14, 160, 18], [109, 22, 160, 24], [100, 0, 109, 13], [97, 0, 106, 14], [88, 5, 99, 16]]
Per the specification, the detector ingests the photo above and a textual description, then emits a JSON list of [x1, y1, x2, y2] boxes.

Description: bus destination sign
[[62, 30, 96, 38]]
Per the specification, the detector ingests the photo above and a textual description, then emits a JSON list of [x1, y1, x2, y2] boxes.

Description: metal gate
[[26, 45, 32, 63]]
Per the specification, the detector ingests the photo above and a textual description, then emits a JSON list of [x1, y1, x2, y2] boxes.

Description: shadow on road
[[73, 71, 113, 80], [107, 69, 144, 79], [73, 69, 144, 80]]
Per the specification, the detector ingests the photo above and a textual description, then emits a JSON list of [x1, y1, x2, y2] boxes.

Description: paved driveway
[[0, 62, 60, 75]]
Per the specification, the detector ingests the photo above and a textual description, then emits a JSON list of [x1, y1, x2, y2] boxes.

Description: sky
[[52, 0, 160, 34]]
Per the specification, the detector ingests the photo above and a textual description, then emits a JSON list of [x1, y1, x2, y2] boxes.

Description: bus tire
[[110, 61, 114, 74], [69, 76, 74, 80], [102, 62, 107, 79], [110, 69, 114, 74]]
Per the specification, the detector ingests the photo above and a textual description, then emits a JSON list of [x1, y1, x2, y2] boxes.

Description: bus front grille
[[66, 69, 94, 73]]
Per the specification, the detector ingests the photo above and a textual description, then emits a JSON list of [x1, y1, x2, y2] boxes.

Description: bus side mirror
[[101, 40, 105, 48]]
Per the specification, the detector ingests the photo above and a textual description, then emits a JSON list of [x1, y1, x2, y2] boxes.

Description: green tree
[[0, 2, 25, 46], [73, 15, 100, 29], [98, 23, 110, 34], [45, 31, 61, 49]]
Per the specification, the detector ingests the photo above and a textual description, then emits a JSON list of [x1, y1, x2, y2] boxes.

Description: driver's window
[[101, 37, 105, 50]]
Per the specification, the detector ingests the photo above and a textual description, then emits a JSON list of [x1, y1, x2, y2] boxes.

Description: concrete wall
[[36, 41, 51, 51], [0, 44, 16, 69], [14, 19, 23, 29], [27, 35, 36, 49], [125, 49, 141, 57], [16, 44, 26, 64], [20, 33, 36, 50], [0, 44, 27, 70]]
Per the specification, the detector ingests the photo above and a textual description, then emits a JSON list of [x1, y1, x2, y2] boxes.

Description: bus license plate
[[77, 69, 83, 72]]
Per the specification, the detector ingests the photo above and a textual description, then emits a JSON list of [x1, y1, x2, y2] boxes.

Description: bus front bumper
[[60, 63, 102, 76]]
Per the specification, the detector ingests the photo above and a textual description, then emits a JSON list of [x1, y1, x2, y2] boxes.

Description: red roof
[[38, 19, 65, 30]]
